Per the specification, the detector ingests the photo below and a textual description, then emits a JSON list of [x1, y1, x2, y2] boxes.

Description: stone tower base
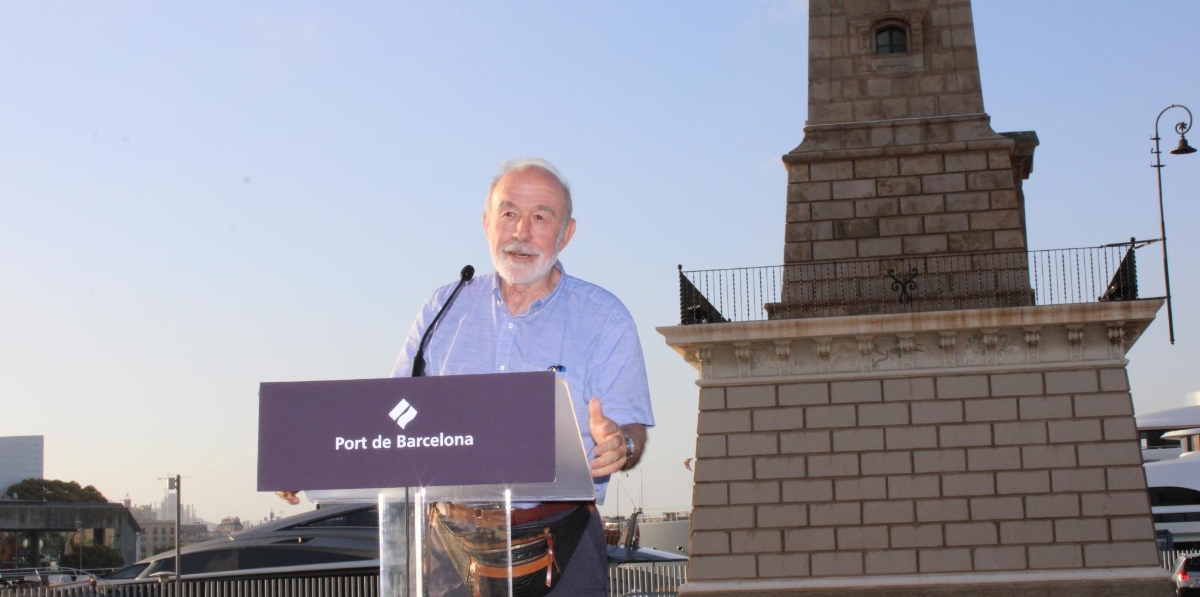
[[660, 301, 1171, 597]]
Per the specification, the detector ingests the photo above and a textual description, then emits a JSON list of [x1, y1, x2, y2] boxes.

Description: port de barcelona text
[[335, 433, 475, 451]]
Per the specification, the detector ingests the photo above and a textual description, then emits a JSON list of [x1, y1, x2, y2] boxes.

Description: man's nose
[[512, 217, 533, 240]]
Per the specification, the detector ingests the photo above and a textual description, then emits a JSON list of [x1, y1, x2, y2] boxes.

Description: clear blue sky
[[3, 1, 1199, 525]]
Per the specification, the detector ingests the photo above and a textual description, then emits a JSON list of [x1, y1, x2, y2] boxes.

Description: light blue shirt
[[391, 262, 654, 503]]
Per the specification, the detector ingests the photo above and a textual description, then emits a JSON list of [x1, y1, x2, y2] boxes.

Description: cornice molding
[[658, 301, 1161, 381]]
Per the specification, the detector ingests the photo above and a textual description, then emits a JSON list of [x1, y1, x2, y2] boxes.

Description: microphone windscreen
[[461, 265, 475, 281]]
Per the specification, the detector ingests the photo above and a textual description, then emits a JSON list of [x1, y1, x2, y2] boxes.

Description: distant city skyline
[[3, 2, 1199, 525]]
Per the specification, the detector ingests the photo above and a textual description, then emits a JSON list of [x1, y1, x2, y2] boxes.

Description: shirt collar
[[490, 261, 568, 316]]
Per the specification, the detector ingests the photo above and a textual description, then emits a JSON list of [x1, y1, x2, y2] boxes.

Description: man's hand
[[588, 398, 626, 477], [588, 399, 647, 477], [275, 490, 300, 505]]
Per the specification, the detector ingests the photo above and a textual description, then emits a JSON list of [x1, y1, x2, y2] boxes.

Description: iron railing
[[679, 241, 1144, 324], [0, 572, 380, 597], [1, 564, 689, 597]]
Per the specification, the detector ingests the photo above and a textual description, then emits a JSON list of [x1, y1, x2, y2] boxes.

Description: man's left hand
[[588, 398, 627, 477], [588, 399, 648, 477]]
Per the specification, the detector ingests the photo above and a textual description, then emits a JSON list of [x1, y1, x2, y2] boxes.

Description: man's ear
[[558, 218, 577, 252]]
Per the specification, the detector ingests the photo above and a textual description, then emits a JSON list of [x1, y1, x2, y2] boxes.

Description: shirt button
[[499, 365, 506, 371], [507, 323, 514, 329]]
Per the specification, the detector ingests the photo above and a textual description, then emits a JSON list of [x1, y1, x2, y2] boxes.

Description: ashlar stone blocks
[[785, 144, 1027, 265], [684, 359, 1159, 580], [663, 301, 1164, 595]]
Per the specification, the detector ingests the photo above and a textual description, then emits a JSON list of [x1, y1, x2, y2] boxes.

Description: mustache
[[500, 241, 543, 257]]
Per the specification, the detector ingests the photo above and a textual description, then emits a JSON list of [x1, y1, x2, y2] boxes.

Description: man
[[393, 158, 652, 472], [380, 158, 653, 595]]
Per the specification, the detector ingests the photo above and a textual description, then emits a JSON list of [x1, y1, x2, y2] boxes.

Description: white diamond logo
[[389, 399, 418, 429]]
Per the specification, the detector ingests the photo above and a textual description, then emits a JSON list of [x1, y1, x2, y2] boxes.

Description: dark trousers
[[426, 503, 607, 597]]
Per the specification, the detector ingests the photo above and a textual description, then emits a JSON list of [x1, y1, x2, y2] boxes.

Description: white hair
[[484, 157, 573, 225]]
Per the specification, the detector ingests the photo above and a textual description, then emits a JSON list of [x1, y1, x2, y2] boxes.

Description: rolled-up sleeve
[[586, 307, 654, 429]]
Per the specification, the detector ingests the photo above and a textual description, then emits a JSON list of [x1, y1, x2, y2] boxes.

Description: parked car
[[1175, 554, 1200, 597]]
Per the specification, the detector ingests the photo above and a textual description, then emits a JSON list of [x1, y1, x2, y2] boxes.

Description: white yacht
[[1138, 397, 1200, 550], [1137, 402, 1200, 462]]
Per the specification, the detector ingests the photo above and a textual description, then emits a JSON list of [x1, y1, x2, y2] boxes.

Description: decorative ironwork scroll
[[888, 268, 919, 304]]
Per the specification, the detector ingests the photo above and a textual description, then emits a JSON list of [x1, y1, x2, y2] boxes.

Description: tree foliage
[[4, 478, 108, 503], [71, 544, 125, 569]]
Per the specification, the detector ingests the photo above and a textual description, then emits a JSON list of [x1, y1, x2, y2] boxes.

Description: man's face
[[483, 167, 576, 286]]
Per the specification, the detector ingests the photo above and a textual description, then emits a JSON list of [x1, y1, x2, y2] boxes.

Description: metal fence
[[1, 573, 381, 597], [1162, 548, 1200, 570], [608, 562, 687, 597], [1, 564, 688, 597], [679, 241, 1143, 324]]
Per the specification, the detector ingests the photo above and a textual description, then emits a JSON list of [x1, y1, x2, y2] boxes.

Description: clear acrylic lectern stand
[[309, 379, 594, 596]]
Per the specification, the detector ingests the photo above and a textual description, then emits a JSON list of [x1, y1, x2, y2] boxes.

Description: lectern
[[258, 371, 594, 596]]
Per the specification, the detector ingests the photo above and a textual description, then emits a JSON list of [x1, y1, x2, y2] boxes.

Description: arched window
[[875, 25, 907, 55]]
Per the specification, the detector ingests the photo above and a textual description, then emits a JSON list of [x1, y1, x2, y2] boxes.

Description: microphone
[[412, 265, 474, 377]]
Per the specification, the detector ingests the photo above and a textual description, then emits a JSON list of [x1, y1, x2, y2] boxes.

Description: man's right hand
[[275, 490, 300, 505]]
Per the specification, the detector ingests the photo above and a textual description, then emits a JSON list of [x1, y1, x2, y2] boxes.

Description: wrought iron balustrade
[[679, 241, 1143, 325]]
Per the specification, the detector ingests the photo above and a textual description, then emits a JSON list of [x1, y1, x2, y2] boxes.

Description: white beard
[[492, 240, 558, 285]]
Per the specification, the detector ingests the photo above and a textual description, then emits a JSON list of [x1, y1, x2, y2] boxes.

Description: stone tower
[[660, 2, 1169, 596], [773, 0, 1042, 319], [786, 0, 1034, 265]]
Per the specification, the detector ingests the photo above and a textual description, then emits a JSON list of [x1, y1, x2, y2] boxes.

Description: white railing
[[608, 562, 687, 597], [1161, 548, 1200, 570], [0, 573, 380, 597], [1, 564, 688, 597]]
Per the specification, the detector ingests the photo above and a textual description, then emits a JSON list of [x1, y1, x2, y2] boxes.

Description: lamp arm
[[1156, 104, 1192, 139]]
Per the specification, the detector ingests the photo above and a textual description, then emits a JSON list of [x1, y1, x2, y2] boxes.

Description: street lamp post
[[75, 520, 83, 572], [1152, 104, 1196, 345], [169, 475, 181, 594]]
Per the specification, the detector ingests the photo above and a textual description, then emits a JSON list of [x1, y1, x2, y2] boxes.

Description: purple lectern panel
[[257, 371, 555, 491]]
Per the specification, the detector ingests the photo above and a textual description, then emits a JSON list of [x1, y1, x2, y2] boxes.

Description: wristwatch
[[624, 433, 636, 460]]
